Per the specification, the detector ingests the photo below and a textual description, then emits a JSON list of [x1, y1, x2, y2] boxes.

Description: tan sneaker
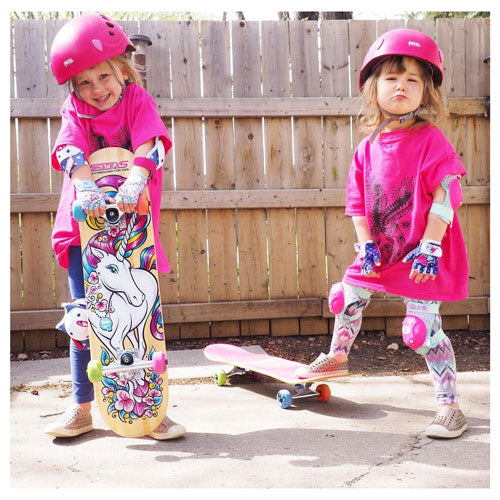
[[295, 353, 349, 379], [44, 405, 93, 438], [425, 406, 467, 438], [148, 415, 186, 440]]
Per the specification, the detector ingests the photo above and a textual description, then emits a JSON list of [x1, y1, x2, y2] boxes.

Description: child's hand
[[116, 171, 148, 213], [75, 180, 106, 218], [356, 240, 381, 277], [403, 239, 442, 283]]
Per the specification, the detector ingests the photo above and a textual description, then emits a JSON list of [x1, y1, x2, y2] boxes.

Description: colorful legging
[[329, 284, 457, 405]]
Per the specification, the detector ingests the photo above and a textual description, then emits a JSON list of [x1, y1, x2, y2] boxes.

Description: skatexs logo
[[91, 160, 129, 172], [408, 41, 421, 47]]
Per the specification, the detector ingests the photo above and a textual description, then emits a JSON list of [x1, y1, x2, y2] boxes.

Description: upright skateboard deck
[[78, 148, 167, 437], [204, 343, 348, 408]]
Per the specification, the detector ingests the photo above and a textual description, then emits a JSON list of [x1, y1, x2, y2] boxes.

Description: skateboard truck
[[87, 349, 167, 383], [276, 384, 331, 409], [214, 367, 331, 409]]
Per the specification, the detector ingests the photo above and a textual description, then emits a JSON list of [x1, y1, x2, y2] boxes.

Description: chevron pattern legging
[[329, 285, 457, 405]]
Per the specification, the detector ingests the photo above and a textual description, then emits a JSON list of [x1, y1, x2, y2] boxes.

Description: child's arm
[[404, 184, 448, 284], [116, 139, 155, 213], [71, 164, 107, 219], [422, 184, 448, 243], [352, 216, 381, 278]]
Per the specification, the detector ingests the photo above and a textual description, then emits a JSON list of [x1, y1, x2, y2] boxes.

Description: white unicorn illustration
[[84, 212, 160, 360]]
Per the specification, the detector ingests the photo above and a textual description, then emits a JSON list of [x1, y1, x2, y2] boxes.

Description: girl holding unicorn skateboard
[[296, 29, 468, 439], [44, 13, 185, 440]]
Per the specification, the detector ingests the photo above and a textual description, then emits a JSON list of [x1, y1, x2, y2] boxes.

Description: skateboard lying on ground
[[204, 343, 348, 409], [74, 147, 167, 437]]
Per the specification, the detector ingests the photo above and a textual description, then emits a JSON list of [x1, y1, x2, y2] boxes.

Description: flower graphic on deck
[[115, 389, 135, 413], [108, 225, 121, 238], [98, 348, 164, 424], [88, 271, 99, 285], [95, 298, 108, 312]]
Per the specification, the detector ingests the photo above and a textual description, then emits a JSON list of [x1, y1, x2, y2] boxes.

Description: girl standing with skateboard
[[296, 29, 469, 439], [44, 13, 185, 440]]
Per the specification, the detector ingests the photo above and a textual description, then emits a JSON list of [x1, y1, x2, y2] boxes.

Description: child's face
[[376, 56, 425, 128], [73, 61, 128, 111]]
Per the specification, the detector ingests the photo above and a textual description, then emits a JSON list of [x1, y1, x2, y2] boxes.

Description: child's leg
[[424, 333, 458, 406], [329, 283, 373, 359], [401, 298, 457, 404], [401, 298, 466, 438], [44, 246, 93, 437], [67, 245, 94, 408], [296, 283, 372, 377]]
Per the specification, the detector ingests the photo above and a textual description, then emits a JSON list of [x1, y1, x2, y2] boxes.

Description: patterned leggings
[[330, 284, 457, 405]]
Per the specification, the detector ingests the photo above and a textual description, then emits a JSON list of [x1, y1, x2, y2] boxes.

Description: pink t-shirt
[[51, 83, 172, 273], [343, 124, 468, 302]]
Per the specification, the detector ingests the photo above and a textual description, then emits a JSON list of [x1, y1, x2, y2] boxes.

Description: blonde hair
[[69, 54, 143, 93], [358, 55, 448, 135]]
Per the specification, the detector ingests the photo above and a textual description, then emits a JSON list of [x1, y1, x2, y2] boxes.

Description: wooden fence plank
[[291, 20, 328, 336], [10, 185, 489, 213], [11, 95, 488, 118], [140, 20, 179, 339], [232, 20, 270, 336], [201, 21, 239, 338], [11, 295, 489, 331], [262, 21, 299, 336], [169, 20, 210, 339]]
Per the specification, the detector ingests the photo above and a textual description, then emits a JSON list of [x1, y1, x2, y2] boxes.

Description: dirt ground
[[13, 330, 489, 377]]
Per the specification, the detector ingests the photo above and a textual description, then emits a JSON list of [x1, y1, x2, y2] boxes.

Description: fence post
[[129, 34, 152, 90]]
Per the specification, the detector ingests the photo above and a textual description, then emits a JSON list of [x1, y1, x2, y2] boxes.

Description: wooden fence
[[10, 18, 490, 352]]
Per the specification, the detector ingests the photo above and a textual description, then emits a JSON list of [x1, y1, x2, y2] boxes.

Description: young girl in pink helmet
[[297, 29, 468, 438], [44, 13, 185, 440]]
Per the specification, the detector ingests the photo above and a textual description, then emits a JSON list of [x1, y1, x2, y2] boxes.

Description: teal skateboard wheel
[[277, 389, 292, 409]]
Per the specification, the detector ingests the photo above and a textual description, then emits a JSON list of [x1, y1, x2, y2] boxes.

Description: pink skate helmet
[[359, 28, 444, 90], [50, 13, 136, 85]]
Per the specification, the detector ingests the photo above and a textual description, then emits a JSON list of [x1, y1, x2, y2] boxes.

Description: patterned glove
[[355, 240, 381, 276], [75, 180, 106, 212], [403, 239, 443, 278], [116, 171, 148, 206]]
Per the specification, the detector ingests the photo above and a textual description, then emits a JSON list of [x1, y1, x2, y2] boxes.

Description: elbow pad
[[55, 144, 88, 177], [146, 137, 166, 168], [429, 175, 462, 226]]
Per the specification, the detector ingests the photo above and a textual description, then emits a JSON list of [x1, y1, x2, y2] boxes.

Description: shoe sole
[[148, 425, 186, 440], [296, 369, 349, 379], [45, 425, 94, 438], [425, 424, 467, 439]]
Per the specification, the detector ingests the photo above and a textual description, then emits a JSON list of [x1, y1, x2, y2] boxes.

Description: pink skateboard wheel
[[152, 351, 167, 374]]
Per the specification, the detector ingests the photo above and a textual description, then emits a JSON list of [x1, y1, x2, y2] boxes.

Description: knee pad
[[402, 300, 445, 355], [328, 282, 371, 322], [56, 299, 89, 342]]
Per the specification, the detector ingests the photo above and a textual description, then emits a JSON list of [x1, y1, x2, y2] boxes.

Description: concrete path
[[10, 348, 490, 488]]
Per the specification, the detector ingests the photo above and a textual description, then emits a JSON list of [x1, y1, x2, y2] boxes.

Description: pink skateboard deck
[[204, 343, 348, 408]]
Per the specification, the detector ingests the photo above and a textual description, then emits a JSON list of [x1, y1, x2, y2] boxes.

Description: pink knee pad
[[328, 282, 345, 314], [402, 315, 427, 350]]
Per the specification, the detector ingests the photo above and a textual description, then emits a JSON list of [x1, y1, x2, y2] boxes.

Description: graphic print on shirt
[[90, 125, 132, 154], [365, 175, 415, 268]]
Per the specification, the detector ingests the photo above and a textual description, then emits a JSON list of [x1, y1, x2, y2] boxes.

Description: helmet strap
[[369, 105, 422, 143], [74, 82, 127, 119]]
